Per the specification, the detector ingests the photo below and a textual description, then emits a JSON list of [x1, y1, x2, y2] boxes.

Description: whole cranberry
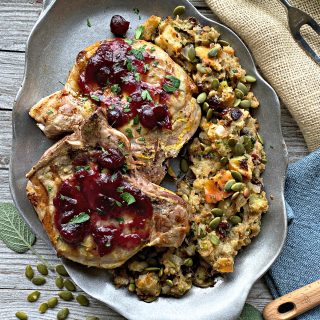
[[110, 15, 130, 37], [96, 148, 125, 171], [139, 104, 171, 129]]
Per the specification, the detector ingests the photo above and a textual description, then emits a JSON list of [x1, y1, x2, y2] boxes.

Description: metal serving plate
[[10, 0, 288, 319]]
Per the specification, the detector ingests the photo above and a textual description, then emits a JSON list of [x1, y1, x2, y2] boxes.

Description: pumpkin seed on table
[[202, 101, 209, 113], [234, 88, 244, 99], [128, 283, 136, 292], [180, 158, 189, 173], [208, 233, 220, 246], [233, 143, 245, 156], [57, 307, 69, 320], [166, 279, 174, 287], [218, 39, 230, 47], [196, 63, 207, 73], [58, 290, 74, 301], [32, 276, 46, 286], [27, 290, 40, 302], [228, 138, 237, 147], [231, 170, 243, 182], [211, 208, 224, 216], [56, 264, 69, 276], [257, 133, 264, 144], [184, 258, 193, 267], [25, 265, 34, 280], [211, 78, 220, 90], [208, 47, 219, 58], [196, 92, 207, 104], [231, 182, 245, 192], [233, 98, 241, 108], [239, 99, 251, 109], [224, 179, 236, 191], [220, 156, 229, 164], [47, 297, 58, 308], [37, 263, 48, 276], [187, 45, 196, 61], [237, 82, 248, 95], [209, 217, 221, 230], [229, 216, 242, 225], [15, 311, 28, 320], [245, 75, 256, 83], [76, 294, 90, 306], [39, 302, 48, 314], [173, 5, 185, 16], [55, 276, 64, 289], [64, 279, 76, 291], [206, 108, 213, 121], [231, 191, 240, 200]]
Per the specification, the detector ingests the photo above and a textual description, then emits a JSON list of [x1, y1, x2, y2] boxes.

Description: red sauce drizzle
[[53, 148, 153, 256], [78, 38, 173, 130]]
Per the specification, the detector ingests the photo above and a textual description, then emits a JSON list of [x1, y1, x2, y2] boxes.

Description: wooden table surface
[[0, 0, 309, 319]]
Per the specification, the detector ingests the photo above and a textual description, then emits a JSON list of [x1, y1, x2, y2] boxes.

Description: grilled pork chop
[[26, 110, 189, 269], [29, 39, 201, 183]]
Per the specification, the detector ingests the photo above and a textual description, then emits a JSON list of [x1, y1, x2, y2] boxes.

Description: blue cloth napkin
[[265, 148, 320, 320]]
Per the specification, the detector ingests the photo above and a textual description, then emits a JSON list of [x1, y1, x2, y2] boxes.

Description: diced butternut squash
[[204, 169, 232, 204]]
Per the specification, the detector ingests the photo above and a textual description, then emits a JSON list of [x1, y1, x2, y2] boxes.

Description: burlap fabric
[[205, 0, 320, 151]]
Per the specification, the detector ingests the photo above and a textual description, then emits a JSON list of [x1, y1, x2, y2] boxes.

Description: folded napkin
[[265, 148, 320, 319], [205, 0, 320, 151]]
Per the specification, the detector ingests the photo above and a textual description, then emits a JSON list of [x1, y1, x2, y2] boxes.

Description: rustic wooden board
[[0, 0, 309, 319]]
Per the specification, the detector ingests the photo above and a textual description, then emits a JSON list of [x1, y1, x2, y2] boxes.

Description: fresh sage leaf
[[0, 203, 36, 253], [238, 303, 263, 320]]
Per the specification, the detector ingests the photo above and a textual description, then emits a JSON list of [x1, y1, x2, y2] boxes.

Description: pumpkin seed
[[196, 63, 207, 74], [211, 78, 219, 90], [55, 276, 64, 289], [243, 136, 253, 152], [209, 217, 221, 230], [197, 225, 207, 238], [56, 264, 68, 276], [27, 290, 40, 302], [257, 133, 264, 145], [86, 317, 100, 320], [208, 233, 220, 246], [32, 276, 46, 286], [233, 143, 245, 156], [15, 311, 28, 320], [228, 138, 237, 147], [233, 98, 241, 108], [180, 159, 189, 173], [206, 108, 213, 121], [202, 102, 209, 113], [25, 265, 34, 280], [158, 268, 164, 277], [76, 294, 89, 306], [144, 297, 157, 303], [128, 283, 136, 292], [166, 279, 173, 287], [47, 297, 58, 308], [196, 92, 207, 104], [211, 208, 223, 216], [234, 88, 244, 99], [231, 191, 240, 200], [237, 82, 248, 95], [173, 5, 185, 16], [218, 39, 230, 46], [58, 291, 74, 301], [144, 267, 161, 272], [64, 279, 76, 291], [243, 187, 250, 198], [231, 170, 243, 182], [229, 216, 242, 225], [231, 182, 245, 192], [37, 263, 48, 276], [187, 45, 196, 61], [208, 47, 219, 58], [57, 308, 69, 320], [240, 99, 251, 109], [245, 75, 256, 83], [224, 179, 236, 191], [203, 146, 213, 155], [184, 258, 193, 267], [38, 302, 48, 314], [220, 156, 229, 164]]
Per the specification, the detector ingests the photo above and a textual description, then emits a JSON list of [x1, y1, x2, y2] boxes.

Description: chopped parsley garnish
[[122, 163, 129, 173], [133, 8, 140, 14], [90, 94, 100, 102], [138, 137, 145, 141], [116, 186, 125, 193], [118, 142, 125, 149], [87, 18, 92, 27], [111, 84, 121, 94], [60, 195, 65, 201], [126, 96, 132, 102], [129, 45, 146, 60], [109, 104, 115, 110], [96, 208, 105, 215], [81, 96, 89, 102], [150, 47, 156, 53], [125, 58, 136, 72], [121, 192, 136, 205], [116, 217, 125, 223], [135, 25, 144, 40], [133, 115, 139, 125], [115, 200, 123, 207], [163, 76, 181, 93], [47, 109, 54, 115], [134, 73, 141, 81], [68, 212, 90, 224], [75, 165, 91, 172], [125, 128, 134, 138], [141, 89, 153, 101], [152, 61, 159, 67], [58, 80, 65, 86], [143, 64, 150, 73], [123, 104, 131, 112], [136, 126, 142, 134], [75, 186, 81, 191], [47, 186, 53, 192], [124, 39, 134, 45]]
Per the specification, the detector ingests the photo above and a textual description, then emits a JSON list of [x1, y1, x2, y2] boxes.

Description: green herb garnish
[[111, 84, 121, 94], [120, 192, 136, 205], [133, 115, 139, 125], [68, 213, 90, 225], [134, 26, 144, 39], [141, 89, 152, 101], [163, 75, 181, 93], [129, 45, 146, 60], [90, 94, 100, 102], [125, 128, 134, 138], [87, 18, 92, 27]]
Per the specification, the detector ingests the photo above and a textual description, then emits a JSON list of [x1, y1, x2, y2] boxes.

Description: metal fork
[[279, 0, 320, 65]]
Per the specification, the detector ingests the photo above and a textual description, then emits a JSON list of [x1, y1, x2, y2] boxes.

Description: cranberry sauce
[[78, 38, 174, 130], [53, 148, 153, 256]]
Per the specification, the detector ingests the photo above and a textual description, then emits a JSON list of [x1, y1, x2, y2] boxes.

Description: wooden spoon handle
[[263, 280, 320, 320]]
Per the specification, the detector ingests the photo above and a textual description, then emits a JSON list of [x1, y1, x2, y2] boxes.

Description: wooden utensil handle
[[263, 280, 320, 320]]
